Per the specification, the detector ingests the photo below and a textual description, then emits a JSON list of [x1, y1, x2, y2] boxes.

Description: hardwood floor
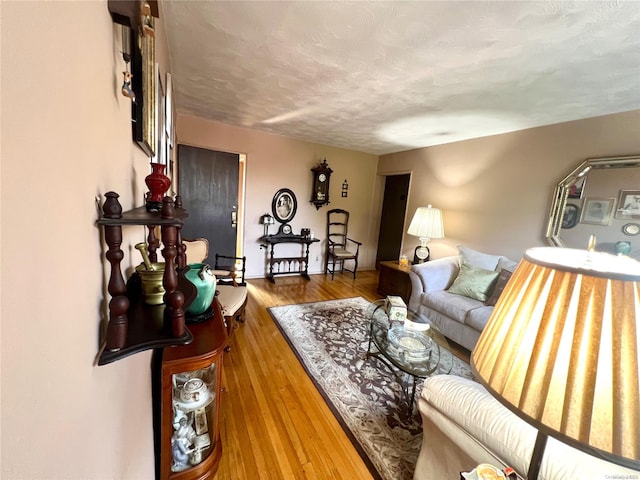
[[214, 270, 470, 479]]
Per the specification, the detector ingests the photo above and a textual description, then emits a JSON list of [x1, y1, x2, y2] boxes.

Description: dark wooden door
[[376, 174, 410, 265], [178, 145, 240, 263]]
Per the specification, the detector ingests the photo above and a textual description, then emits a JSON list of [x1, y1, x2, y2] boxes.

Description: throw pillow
[[447, 262, 500, 302], [497, 257, 519, 273], [484, 268, 513, 306], [458, 245, 502, 271]]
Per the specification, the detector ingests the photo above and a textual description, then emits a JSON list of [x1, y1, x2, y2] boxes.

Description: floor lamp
[[407, 205, 444, 263], [472, 247, 640, 478]]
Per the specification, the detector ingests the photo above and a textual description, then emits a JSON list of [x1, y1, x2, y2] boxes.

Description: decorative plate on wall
[[622, 223, 640, 236]]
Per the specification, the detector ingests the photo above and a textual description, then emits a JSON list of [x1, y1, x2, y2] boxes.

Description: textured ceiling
[[161, 1, 640, 155]]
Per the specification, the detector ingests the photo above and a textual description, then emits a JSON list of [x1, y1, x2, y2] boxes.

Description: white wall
[[2, 2, 171, 477], [379, 110, 640, 262], [175, 116, 380, 278], [2, 3, 639, 478]]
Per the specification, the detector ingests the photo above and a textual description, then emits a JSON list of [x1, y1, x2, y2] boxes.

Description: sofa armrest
[[417, 375, 640, 480], [407, 256, 460, 311], [407, 271, 425, 312]]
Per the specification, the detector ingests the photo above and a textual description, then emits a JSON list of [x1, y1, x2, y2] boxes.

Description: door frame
[[374, 170, 413, 266], [175, 143, 247, 258]]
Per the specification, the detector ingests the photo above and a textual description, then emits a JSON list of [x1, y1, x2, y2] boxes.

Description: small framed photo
[[567, 175, 587, 199], [615, 190, 640, 219], [194, 407, 208, 435], [561, 204, 579, 229], [580, 198, 616, 226]]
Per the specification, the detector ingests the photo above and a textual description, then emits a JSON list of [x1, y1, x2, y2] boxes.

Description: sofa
[[413, 375, 639, 479], [407, 246, 519, 351]]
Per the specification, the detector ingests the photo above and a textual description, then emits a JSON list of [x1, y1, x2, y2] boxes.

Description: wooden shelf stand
[[97, 191, 194, 365]]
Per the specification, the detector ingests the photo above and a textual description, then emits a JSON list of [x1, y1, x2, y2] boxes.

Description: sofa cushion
[[465, 305, 495, 331], [458, 245, 502, 271], [423, 290, 486, 324], [496, 257, 519, 273], [411, 256, 460, 293], [484, 268, 513, 306], [447, 262, 499, 302]]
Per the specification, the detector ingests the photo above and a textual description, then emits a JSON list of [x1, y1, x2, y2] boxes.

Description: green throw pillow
[[448, 262, 499, 302], [484, 268, 513, 306]]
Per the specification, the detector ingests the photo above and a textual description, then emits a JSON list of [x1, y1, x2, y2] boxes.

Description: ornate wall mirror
[[546, 155, 640, 257]]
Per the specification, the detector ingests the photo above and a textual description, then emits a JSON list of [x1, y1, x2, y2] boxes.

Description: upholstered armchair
[[183, 238, 248, 341]]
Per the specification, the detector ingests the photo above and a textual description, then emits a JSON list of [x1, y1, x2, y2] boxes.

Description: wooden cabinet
[[377, 261, 413, 305], [97, 192, 195, 366], [154, 298, 227, 480]]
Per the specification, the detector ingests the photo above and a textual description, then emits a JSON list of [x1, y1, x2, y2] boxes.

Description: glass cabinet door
[[170, 362, 218, 472], [157, 297, 226, 480]]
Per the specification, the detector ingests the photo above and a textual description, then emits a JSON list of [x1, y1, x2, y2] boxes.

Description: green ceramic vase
[[185, 263, 217, 315]]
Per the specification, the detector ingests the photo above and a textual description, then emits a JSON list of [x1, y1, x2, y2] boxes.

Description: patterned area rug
[[268, 296, 474, 480]]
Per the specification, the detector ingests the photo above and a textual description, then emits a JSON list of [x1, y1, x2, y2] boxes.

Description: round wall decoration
[[272, 188, 297, 224], [622, 223, 640, 236]]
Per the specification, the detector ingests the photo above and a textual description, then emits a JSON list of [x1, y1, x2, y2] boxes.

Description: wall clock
[[310, 158, 333, 209]]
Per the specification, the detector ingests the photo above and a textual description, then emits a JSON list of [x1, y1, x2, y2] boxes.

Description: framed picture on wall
[[152, 63, 165, 165], [561, 203, 579, 229], [131, 18, 156, 158], [567, 175, 586, 199], [272, 188, 298, 223], [579, 197, 616, 226], [615, 190, 640, 219]]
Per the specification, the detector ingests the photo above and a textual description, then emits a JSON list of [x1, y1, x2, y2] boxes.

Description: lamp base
[[527, 430, 547, 480], [412, 245, 430, 264]]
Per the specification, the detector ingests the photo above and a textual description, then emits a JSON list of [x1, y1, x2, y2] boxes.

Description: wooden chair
[[213, 253, 248, 334], [214, 253, 247, 286], [182, 237, 210, 265], [183, 238, 248, 340], [325, 208, 362, 279]]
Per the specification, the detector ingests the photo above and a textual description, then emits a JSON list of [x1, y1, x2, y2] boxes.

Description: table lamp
[[407, 205, 444, 263], [472, 246, 640, 478], [260, 213, 274, 236]]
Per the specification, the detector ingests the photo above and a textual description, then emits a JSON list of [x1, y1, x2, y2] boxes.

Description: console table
[[260, 235, 320, 283]]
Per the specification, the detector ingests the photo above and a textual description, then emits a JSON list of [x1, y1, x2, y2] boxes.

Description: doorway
[[376, 173, 410, 266], [177, 145, 243, 263]]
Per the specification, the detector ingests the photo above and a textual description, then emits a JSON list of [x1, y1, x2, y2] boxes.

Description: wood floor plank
[[215, 271, 379, 479], [214, 269, 469, 479]]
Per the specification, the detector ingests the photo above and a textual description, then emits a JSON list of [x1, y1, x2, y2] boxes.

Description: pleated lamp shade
[[472, 247, 640, 470], [407, 205, 445, 239]]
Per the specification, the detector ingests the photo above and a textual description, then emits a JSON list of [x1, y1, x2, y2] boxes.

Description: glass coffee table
[[365, 299, 453, 410]]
